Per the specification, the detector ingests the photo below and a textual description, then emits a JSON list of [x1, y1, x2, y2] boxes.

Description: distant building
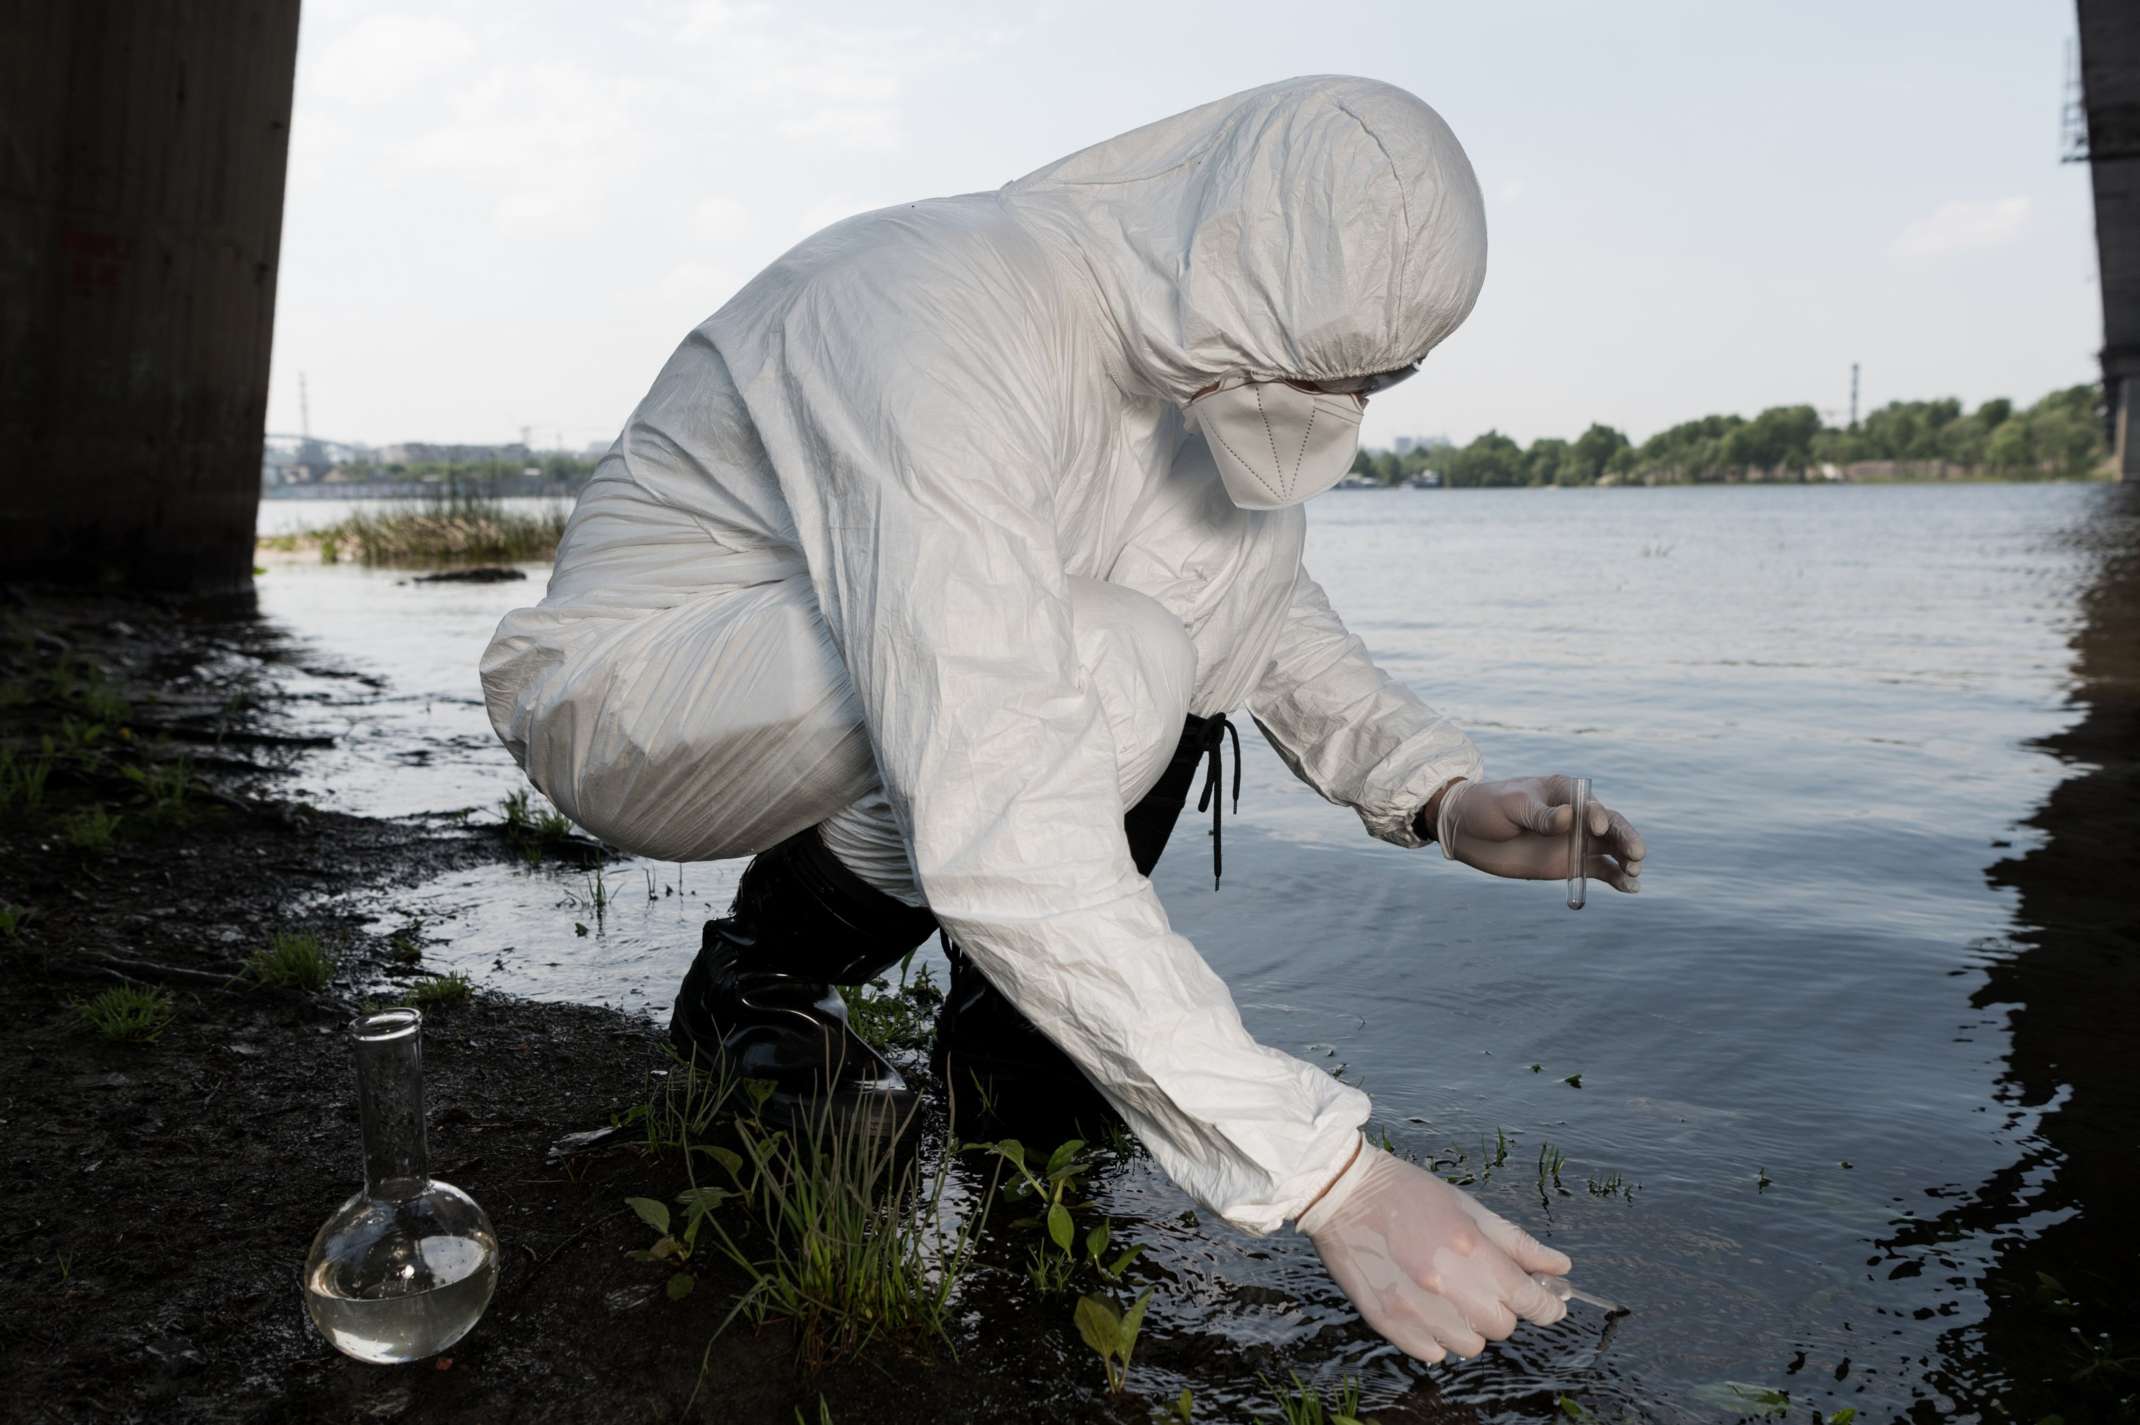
[[379, 442, 531, 466], [1392, 434, 1454, 455]]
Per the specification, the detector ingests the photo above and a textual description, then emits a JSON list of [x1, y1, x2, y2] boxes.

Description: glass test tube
[[1567, 777, 1590, 911]]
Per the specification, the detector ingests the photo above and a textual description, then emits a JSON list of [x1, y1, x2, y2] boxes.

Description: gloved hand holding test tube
[[1535, 1270, 1629, 1317], [1432, 774, 1644, 899]]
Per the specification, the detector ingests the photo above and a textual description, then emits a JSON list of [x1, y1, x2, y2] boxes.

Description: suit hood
[[1003, 75, 1487, 404]]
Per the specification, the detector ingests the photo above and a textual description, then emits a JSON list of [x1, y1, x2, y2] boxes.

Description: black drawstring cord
[[1194, 713, 1242, 890]]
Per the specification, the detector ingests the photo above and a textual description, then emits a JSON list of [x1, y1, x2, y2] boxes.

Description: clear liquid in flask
[[303, 1009, 499, 1363]]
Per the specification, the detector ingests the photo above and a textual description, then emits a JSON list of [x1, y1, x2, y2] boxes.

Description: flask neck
[[352, 1010, 429, 1195]]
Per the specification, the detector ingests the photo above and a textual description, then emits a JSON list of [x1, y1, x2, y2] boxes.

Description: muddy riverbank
[[0, 587, 1436, 1425]]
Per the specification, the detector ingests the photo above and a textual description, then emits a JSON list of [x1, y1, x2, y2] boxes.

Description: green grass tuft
[[501, 786, 575, 860], [1263, 1370, 1367, 1425], [836, 962, 943, 1056], [60, 807, 123, 851], [247, 931, 336, 991], [405, 971, 472, 1010], [0, 740, 57, 815], [75, 985, 175, 1042]]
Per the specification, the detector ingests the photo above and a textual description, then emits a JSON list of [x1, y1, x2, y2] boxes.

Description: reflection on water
[[253, 483, 2133, 1421], [1886, 481, 2140, 1424]]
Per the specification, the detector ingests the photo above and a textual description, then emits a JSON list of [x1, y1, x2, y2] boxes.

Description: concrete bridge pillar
[[0, 1, 301, 590], [2079, 0, 2140, 481]]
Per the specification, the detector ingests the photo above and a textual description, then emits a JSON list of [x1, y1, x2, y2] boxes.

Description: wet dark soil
[[0, 588, 1424, 1425]]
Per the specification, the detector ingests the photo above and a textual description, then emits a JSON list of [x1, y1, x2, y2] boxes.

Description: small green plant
[[0, 902, 28, 943], [1585, 1170, 1637, 1200], [1561, 1072, 1583, 1088], [1028, 1244, 1076, 1293], [74, 985, 175, 1042], [625, 1174, 741, 1300], [121, 757, 192, 821], [75, 671, 130, 725], [837, 962, 943, 1056], [58, 715, 108, 754], [247, 931, 336, 990], [1537, 1142, 1569, 1204], [1171, 1388, 1194, 1423], [501, 786, 573, 845], [1073, 1287, 1152, 1395], [0, 741, 58, 814], [387, 926, 424, 965], [1724, 1384, 1790, 1417], [583, 862, 613, 914], [1827, 1410, 1858, 1425], [1556, 1397, 1593, 1421], [61, 807, 123, 851], [1264, 1370, 1368, 1425], [973, 1137, 1105, 1292], [406, 972, 473, 1011], [1081, 1219, 1142, 1283], [1757, 1166, 1773, 1192]]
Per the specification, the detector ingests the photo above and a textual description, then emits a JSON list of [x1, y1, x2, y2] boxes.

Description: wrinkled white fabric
[[1187, 378, 1365, 510], [821, 577, 1199, 907], [480, 76, 1490, 1232]]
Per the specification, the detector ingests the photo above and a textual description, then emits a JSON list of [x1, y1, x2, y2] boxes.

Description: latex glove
[[1434, 775, 1644, 892], [1299, 1140, 1572, 1362]]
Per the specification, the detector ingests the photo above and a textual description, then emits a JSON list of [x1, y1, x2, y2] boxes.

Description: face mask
[[1186, 379, 1364, 510]]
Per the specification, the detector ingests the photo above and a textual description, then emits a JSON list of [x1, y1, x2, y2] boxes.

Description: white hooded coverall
[[480, 76, 1488, 1234]]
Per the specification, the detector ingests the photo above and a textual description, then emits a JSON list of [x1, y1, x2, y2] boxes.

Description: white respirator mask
[[1185, 377, 1366, 511]]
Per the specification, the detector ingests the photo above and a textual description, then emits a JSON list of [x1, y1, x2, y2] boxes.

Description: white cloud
[[670, 10, 1001, 158], [777, 107, 903, 152], [689, 195, 751, 242], [1888, 196, 2031, 259], [308, 14, 476, 105], [770, 57, 902, 103], [658, 260, 744, 308], [1495, 178, 1526, 205], [672, 0, 770, 44], [404, 64, 655, 233]]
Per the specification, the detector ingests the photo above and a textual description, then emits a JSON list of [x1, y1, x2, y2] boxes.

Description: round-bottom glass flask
[[304, 1008, 499, 1364]]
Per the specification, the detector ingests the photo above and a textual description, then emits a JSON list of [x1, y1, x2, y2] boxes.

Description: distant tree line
[[1351, 385, 2108, 487], [327, 454, 600, 485]]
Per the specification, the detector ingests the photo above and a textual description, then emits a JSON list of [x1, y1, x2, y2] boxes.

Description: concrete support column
[[0, 1, 302, 591], [2080, 0, 2140, 483]]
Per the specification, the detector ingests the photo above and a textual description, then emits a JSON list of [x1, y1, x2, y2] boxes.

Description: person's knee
[[1068, 578, 1196, 803]]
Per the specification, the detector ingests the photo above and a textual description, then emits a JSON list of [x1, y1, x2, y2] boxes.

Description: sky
[[268, 0, 2102, 452]]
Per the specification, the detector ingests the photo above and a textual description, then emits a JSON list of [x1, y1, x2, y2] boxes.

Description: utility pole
[[299, 371, 311, 439], [520, 423, 532, 453], [1849, 362, 1859, 430]]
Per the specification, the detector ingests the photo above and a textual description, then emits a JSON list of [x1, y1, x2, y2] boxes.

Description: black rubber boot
[[670, 827, 939, 1121], [932, 713, 1237, 1133]]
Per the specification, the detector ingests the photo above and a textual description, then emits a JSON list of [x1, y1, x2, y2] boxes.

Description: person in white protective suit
[[480, 76, 1645, 1363]]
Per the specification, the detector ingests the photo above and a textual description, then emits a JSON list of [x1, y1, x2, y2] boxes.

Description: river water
[[253, 483, 2137, 1422]]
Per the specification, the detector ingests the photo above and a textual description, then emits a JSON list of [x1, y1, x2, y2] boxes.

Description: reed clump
[[266, 487, 568, 566]]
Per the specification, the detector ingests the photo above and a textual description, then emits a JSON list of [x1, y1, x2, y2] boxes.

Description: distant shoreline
[[262, 471, 2113, 505]]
